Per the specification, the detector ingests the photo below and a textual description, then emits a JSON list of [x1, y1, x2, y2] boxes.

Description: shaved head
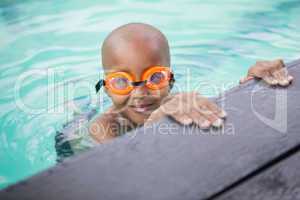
[[101, 23, 170, 70]]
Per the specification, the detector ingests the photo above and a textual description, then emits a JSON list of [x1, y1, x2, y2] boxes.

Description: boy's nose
[[131, 85, 150, 97]]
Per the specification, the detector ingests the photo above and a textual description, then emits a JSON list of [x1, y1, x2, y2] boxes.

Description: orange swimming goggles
[[95, 66, 175, 95]]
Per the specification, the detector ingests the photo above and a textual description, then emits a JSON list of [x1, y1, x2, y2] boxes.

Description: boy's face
[[102, 38, 171, 125]]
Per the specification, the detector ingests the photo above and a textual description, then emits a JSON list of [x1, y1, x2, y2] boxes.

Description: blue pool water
[[0, 0, 299, 189]]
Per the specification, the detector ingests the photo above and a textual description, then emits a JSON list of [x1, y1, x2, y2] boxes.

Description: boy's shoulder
[[88, 106, 133, 142]]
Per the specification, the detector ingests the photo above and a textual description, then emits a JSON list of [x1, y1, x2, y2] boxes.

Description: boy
[[88, 23, 293, 143]]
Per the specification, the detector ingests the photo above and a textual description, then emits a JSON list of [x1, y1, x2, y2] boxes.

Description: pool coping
[[1, 58, 300, 200]]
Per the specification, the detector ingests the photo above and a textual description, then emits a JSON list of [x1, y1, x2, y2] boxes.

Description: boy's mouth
[[129, 103, 156, 114]]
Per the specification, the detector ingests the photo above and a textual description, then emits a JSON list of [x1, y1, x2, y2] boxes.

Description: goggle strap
[[95, 79, 105, 93], [131, 80, 147, 86], [170, 73, 174, 81]]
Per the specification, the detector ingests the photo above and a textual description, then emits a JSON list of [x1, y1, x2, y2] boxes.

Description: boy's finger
[[197, 108, 223, 128], [239, 76, 254, 84], [190, 113, 211, 129], [278, 78, 290, 86], [171, 113, 192, 125], [193, 101, 220, 123], [196, 104, 223, 127], [288, 75, 293, 82], [212, 118, 224, 128], [197, 107, 220, 125], [206, 102, 227, 118], [262, 75, 278, 85], [272, 69, 289, 86]]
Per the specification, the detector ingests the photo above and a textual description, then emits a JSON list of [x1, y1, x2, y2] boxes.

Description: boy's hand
[[145, 92, 226, 128], [240, 59, 293, 86]]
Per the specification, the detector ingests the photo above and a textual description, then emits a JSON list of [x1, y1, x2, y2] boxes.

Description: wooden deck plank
[[215, 151, 300, 200]]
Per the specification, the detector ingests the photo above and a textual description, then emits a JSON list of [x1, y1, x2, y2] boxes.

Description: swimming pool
[[0, 0, 299, 189]]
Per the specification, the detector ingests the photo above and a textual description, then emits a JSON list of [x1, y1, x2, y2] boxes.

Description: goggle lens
[[149, 72, 165, 84], [146, 70, 170, 89], [96, 66, 174, 95], [109, 77, 130, 90]]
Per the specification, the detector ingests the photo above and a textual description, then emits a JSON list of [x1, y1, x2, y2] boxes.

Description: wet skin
[[89, 23, 293, 143]]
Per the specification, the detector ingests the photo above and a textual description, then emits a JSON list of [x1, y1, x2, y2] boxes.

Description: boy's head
[[101, 23, 172, 125]]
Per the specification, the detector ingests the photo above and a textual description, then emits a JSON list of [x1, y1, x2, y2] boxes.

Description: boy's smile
[[129, 101, 157, 113]]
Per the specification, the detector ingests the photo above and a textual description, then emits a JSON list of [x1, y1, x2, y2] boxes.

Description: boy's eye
[[110, 77, 129, 89], [149, 72, 165, 84]]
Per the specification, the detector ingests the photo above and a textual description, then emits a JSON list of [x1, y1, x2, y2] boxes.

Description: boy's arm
[[240, 59, 293, 86], [88, 107, 120, 143], [145, 59, 293, 128]]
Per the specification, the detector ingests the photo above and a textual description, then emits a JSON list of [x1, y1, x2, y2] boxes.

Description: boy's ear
[[104, 87, 111, 97]]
